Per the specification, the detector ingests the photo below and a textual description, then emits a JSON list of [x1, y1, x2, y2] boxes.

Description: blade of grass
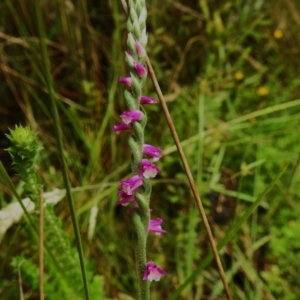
[[228, 98, 300, 126], [234, 245, 276, 300], [0, 162, 79, 297], [163, 98, 300, 158], [33, 1, 90, 299], [39, 188, 44, 300], [17, 260, 25, 300], [167, 164, 287, 299], [0, 162, 37, 231]]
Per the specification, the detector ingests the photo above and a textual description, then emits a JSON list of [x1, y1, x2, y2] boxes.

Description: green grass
[[1, 0, 300, 299]]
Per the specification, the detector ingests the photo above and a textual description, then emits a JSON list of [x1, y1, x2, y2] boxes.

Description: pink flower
[[120, 110, 143, 125], [119, 175, 143, 195], [134, 62, 147, 78], [143, 144, 162, 161], [113, 123, 131, 134], [115, 191, 135, 206], [140, 159, 160, 178], [149, 218, 167, 235], [143, 261, 167, 282], [140, 95, 157, 105], [135, 41, 146, 58], [118, 77, 132, 87]]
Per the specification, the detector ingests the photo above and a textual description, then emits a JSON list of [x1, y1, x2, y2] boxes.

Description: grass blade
[[33, 1, 90, 298], [168, 164, 288, 300]]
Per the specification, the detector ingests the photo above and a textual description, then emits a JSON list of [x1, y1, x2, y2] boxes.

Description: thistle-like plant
[[5, 125, 96, 298], [114, 1, 166, 299], [6, 125, 43, 203]]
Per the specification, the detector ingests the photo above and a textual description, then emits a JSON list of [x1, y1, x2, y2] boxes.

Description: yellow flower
[[240, 162, 252, 176], [257, 86, 269, 96], [273, 29, 283, 39], [234, 71, 244, 81]]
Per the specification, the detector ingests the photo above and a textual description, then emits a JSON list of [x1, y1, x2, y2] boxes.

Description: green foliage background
[[0, 0, 300, 299]]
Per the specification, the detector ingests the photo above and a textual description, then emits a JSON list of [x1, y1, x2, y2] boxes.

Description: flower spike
[[116, 0, 167, 294]]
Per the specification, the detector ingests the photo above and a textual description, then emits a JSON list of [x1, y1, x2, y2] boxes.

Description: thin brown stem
[[120, 1, 232, 299], [39, 188, 44, 300], [18, 260, 25, 300], [120, 0, 128, 14], [146, 58, 232, 300]]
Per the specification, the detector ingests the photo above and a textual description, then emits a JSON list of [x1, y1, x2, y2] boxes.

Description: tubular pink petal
[[140, 159, 160, 178], [113, 123, 131, 134], [143, 261, 167, 281], [116, 191, 135, 206], [134, 62, 147, 77], [120, 110, 143, 125], [143, 144, 162, 161], [118, 77, 132, 87], [149, 218, 167, 235], [119, 175, 143, 195], [140, 95, 157, 104]]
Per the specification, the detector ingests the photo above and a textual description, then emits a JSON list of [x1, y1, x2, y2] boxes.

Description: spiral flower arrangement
[[114, 0, 167, 298]]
